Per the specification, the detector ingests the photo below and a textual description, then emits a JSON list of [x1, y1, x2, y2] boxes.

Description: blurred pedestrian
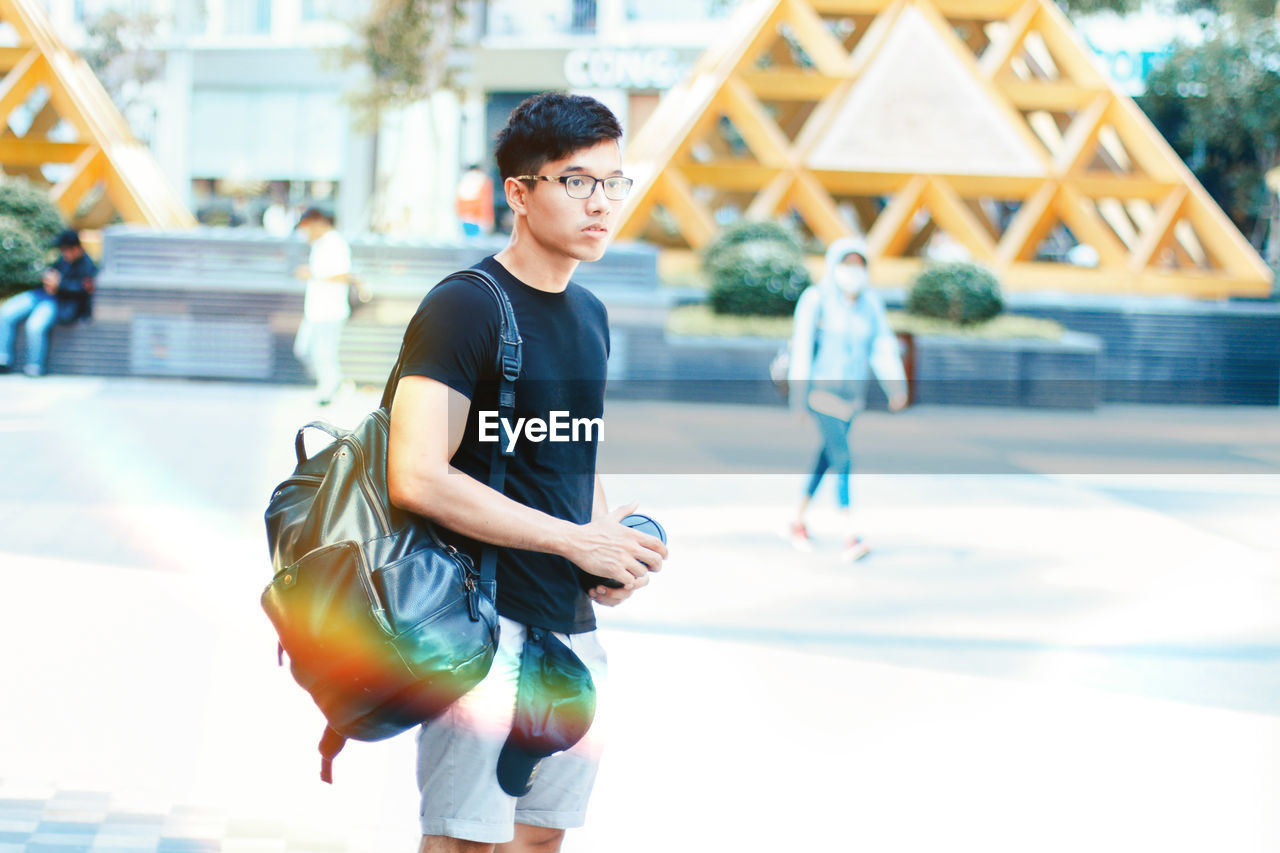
[[292, 207, 352, 405], [455, 163, 495, 237], [0, 229, 96, 377], [786, 237, 908, 560], [228, 195, 254, 228]]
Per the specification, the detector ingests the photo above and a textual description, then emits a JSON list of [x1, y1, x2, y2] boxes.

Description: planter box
[[881, 290, 1280, 406], [620, 327, 1103, 409], [908, 332, 1103, 409], [610, 327, 784, 405]]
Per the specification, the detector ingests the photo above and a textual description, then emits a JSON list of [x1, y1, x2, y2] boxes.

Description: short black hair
[[495, 93, 623, 181], [53, 229, 81, 249], [298, 206, 334, 226]]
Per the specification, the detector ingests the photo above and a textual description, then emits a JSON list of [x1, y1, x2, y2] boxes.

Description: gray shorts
[[416, 616, 607, 844]]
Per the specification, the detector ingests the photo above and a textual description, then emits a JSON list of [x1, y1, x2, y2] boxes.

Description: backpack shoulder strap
[[379, 268, 522, 594], [379, 269, 521, 410], [453, 270, 520, 597]]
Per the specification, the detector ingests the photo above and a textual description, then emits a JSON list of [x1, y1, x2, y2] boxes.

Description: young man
[[292, 207, 352, 405], [0, 229, 96, 377], [386, 93, 667, 853]]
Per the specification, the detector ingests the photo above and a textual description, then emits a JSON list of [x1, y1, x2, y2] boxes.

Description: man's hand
[[889, 391, 909, 412], [567, 502, 667, 590], [42, 269, 60, 295], [294, 264, 311, 280], [587, 584, 636, 607]]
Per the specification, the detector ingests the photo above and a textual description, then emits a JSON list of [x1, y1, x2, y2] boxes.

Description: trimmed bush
[[707, 240, 810, 316], [907, 262, 1003, 325], [0, 179, 64, 249], [0, 215, 46, 298], [704, 220, 810, 317]]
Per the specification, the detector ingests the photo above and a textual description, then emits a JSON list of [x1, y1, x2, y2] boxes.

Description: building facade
[[37, 0, 372, 230]]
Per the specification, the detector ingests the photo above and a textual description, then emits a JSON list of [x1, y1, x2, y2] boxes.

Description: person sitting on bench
[[0, 229, 96, 377]]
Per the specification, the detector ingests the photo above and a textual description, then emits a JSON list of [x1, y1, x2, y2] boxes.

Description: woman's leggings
[[805, 411, 854, 508]]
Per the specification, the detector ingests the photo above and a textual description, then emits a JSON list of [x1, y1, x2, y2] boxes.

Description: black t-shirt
[[398, 256, 610, 634]]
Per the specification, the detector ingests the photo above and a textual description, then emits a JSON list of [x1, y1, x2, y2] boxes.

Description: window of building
[[485, 0, 581, 38], [191, 178, 338, 228], [189, 88, 346, 186], [224, 0, 270, 35], [570, 0, 596, 34]]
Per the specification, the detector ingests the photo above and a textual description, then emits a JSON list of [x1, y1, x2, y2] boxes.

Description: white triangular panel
[[808, 6, 1044, 177]]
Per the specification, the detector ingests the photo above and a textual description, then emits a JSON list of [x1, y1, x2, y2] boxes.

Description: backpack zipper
[[352, 544, 393, 635], [343, 438, 391, 536], [271, 474, 324, 501]]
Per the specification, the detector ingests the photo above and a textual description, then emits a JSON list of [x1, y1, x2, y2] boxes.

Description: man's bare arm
[[387, 376, 665, 588], [591, 474, 608, 521]]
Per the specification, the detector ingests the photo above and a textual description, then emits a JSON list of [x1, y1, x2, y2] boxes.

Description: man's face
[[60, 246, 82, 263], [515, 139, 624, 263]]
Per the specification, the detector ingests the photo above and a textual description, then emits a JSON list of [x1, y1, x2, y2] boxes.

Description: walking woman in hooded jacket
[[786, 237, 908, 560]]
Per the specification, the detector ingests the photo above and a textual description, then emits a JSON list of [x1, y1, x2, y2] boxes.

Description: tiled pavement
[[2, 376, 1279, 852], [0, 784, 283, 853], [0, 781, 351, 852]]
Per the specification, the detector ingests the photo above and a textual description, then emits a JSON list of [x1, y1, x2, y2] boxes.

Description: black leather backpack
[[262, 269, 521, 782]]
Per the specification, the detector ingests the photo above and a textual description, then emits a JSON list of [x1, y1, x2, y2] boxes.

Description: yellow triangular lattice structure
[[616, 0, 1273, 297], [0, 0, 193, 228]]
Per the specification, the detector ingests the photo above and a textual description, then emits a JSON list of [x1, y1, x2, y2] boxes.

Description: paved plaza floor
[[1, 376, 1278, 852]]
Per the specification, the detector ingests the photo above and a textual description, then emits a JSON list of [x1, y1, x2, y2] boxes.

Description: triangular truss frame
[[616, 0, 1272, 297], [0, 0, 193, 228]]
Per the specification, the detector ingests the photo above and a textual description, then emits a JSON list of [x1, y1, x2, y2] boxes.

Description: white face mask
[[833, 263, 867, 295]]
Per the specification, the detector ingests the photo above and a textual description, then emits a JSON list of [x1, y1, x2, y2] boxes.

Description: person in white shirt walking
[[293, 207, 352, 405]]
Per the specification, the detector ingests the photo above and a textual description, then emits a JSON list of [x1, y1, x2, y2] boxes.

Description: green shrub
[[0, 178, 64, 249], [0, 215, 46, 297], [707, 240, 810, 316], [907, 262, 1004, 325], [704, 220, 810, 317]]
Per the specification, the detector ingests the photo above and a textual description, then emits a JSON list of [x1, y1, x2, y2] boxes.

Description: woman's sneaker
[[788, 521, 813, 552], [842, 537, 871, 562]]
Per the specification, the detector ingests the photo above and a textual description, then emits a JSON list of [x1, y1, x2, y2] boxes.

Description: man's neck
[[493, 224, 578, 293]]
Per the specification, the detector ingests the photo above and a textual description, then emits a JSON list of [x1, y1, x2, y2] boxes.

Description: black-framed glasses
[[517, 174, 634, 201]]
